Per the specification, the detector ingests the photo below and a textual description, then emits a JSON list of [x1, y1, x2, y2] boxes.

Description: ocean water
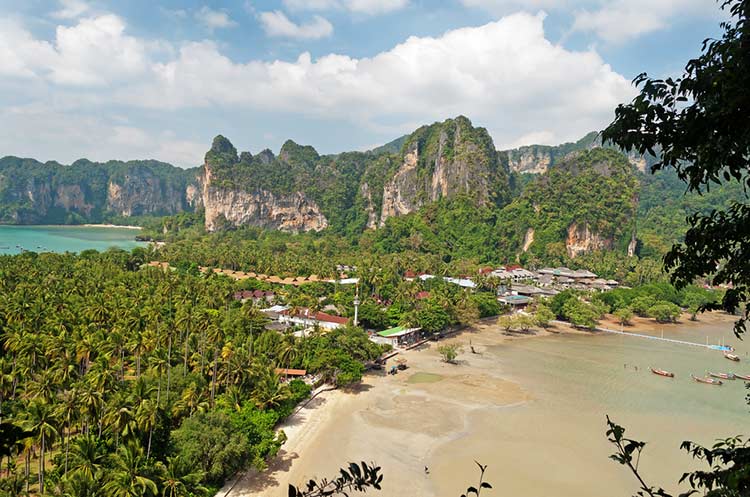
[[0, 225, 146, 255], [432, 319, 750, 497]]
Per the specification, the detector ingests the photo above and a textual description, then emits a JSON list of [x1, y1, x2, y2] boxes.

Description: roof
[[282, 308, 349, 325], [499, 295, 531, 305], [415, 291, 431, 300], [275, 368, 307, 376], [377, 326, 421, 338]]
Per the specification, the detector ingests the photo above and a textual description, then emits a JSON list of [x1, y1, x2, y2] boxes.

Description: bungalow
[[371, 326, 422, 348], [233, 289, 275, 303], [279, 308, 349, 330], [499, 294, 531, 310]]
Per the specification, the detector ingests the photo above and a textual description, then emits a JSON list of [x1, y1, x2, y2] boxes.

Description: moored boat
[[708, 371, 735, 380], [724, 352, 740, 362], [735, 373, 750, 381], [692, 374, 723, 385], [650, 367, 674, 378]]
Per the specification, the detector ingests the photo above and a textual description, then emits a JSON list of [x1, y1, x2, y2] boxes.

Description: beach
[[81, 223, 143, 230], [218, 313, 747, 497]]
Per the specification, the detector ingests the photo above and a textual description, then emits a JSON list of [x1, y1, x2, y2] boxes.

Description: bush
[[647, 302, 681, 323], [437, 343, 461, 363]]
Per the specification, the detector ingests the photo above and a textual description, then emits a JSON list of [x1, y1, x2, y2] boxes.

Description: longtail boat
[[708, 371, 735, 380], [724, 352, 740, 362], [650, 367, 674, 378], [735, 373, 750, 381], [692, 374, 722, 385]]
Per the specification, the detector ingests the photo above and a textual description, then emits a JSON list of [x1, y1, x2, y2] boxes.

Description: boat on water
[[724, 352, 740, 362], [650, 367, 674, 378], [735, 373, 750, 381], [708, 371, 735, 380], [692, 374, 723, 385]]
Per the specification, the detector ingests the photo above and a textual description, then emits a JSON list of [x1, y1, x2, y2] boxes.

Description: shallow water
[[0, 225, 145, 254], [431, 320, 749, 497]]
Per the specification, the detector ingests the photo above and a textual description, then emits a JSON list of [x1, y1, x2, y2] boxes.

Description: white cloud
[[259, 11, 333, 39], [572, 0, 717, 43], [131, 12, 633, 148], [0, 103, 205, 167], [51, 0, 90, 19], [195, 6, 237, 30], [0, 11, 635, 164], [0, 15, 148, 86], [282, 0, 408, 15]]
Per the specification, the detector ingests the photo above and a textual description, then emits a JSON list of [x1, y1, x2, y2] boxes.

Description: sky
[[0, 0, 725, 168]]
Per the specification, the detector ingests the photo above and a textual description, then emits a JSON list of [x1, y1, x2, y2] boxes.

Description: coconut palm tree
[[159, 456, 206, 497], [22, 398, 59, 492], [102, 441, 159, 497]]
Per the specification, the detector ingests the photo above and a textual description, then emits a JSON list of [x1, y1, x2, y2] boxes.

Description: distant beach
[[81, 223, 143, 230], [219, 313, 746, 497]]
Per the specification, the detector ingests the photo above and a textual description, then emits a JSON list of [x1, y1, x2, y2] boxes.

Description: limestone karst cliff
[[0, 156, 199, 224]]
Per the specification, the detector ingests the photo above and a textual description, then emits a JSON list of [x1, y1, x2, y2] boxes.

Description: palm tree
[[102, 441, 159, 497], [135, 400, 158, 460], [159, 456, 207, 497], [67, 434, 105, 483], [55, 388, 79, 474], [23, 398, 59, 492]]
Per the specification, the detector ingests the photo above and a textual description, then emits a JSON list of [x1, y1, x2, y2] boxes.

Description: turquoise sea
[[0, 225, 147, 255]]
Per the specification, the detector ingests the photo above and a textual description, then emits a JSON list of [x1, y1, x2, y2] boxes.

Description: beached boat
[[708, 371, 735, 380], [735, 373, 750, 381], [724, 352, 740, 362], [692, 374, 723, 385], [650, 367, 674, 378]]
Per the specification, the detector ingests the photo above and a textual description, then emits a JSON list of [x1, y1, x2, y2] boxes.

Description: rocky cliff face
[[201, 160, 327, 233], [0, 156, 199, 224], [378, 116, 509, 226], [502, 132, 654, 175], [200, 136, 328, 233], [565, 222, 613, 258], [106, 172, 189, 217]]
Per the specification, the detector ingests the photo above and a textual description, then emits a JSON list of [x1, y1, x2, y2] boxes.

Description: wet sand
[[219, 319, 569, 497], [219, 312, 744, 497]]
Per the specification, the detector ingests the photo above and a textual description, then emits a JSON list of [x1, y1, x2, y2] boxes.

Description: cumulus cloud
[[195, 6, 237, 30], [129, 12, 633, 147], [51, 0, 90, 19], [0, 15, 149, 86], [282, 0, 408, 15], [1, 11, 635, 164], [259, 11, 333, 39]]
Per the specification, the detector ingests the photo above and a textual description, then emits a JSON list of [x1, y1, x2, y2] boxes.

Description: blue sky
[[0, 0, 724, 167]]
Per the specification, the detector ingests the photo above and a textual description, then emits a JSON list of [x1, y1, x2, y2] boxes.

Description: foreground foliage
[[0, 250, 382, 495], [603, 0, 750, 335]]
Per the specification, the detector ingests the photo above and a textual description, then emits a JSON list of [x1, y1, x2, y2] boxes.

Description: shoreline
[[218, 311, 740, 497], [81, 223, 143, 230], [0, 223, 142, 230]]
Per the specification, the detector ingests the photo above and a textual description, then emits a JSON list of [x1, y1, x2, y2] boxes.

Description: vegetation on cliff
[[0, 156, 198, 225]]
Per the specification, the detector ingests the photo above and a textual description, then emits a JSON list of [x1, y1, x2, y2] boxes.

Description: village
[[143, 262, 623, 355]]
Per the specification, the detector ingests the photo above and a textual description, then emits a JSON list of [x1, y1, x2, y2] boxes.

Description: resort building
[[278, 308, 349, 330], [498, 294, 531, 311], [371, 326, 423, 348]]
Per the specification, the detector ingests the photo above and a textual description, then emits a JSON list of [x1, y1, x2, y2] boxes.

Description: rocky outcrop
[[106, 174, 187, 217], [565, 222, 613, 258], [201, 160, 327, 233], [359, 182, 379, 230], [378, 116, 508, 226], [507, 149, 552, 174], [379, 144, 422, 225], [55, 185, 93, 215], [522, 228, 535, 252]]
